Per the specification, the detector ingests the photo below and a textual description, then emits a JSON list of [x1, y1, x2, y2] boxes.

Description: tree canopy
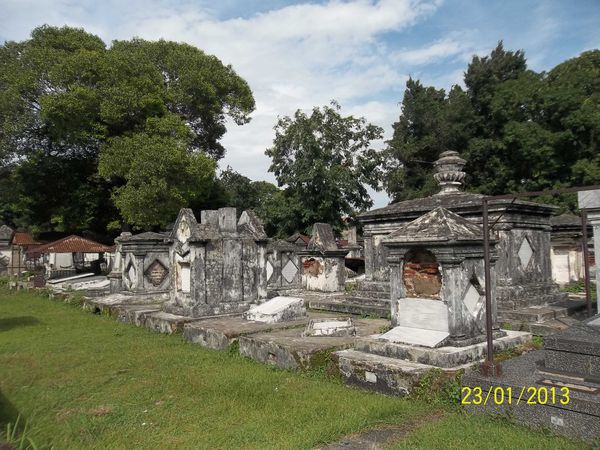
[[265, 101, 383, 234], [0, 25, 255, 232], [384, 42, 600, 209]]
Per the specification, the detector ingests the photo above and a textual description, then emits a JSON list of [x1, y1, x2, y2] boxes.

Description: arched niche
[[402, 248, 442, 299]]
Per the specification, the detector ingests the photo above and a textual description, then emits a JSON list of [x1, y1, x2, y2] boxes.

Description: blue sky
[[2, 0, 599, 207]]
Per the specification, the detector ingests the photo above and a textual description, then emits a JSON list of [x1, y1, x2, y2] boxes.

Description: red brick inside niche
[[402, 248, 442, 299]]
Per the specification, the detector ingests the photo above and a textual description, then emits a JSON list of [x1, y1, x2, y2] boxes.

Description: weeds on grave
[[494, 339, 542, 363], [562, 280, 597, 301], [410, 368, 463, 408]]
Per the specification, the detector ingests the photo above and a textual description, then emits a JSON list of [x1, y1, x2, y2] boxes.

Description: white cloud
[[393, 38, 464, 65], [1, 0, 446, 208]]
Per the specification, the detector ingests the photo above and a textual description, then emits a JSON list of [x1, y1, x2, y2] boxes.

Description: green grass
[[0, 290, 588, 449], [392, 413, 584, 449]]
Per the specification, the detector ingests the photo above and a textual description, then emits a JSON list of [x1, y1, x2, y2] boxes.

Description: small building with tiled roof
[[27, 235, 114, 279], [0, 225, 14, 274]]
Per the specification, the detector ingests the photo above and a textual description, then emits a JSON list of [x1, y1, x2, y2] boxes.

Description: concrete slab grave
[[238, 317, 388, 371], [243, 296, 306, 323]]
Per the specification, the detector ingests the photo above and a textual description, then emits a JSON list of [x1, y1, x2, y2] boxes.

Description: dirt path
[[316, 410, 446, 450]]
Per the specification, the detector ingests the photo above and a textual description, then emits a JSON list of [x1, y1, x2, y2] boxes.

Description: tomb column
[[578, 190, 600, 314]]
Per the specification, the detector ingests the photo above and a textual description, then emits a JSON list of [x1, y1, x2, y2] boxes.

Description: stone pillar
[[578, 190, 600, 314], [388, 259, 402, 326]]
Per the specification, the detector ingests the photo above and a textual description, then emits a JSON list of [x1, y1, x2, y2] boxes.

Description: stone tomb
[[163, 207, 268, 317], [358, 151, 568, 321], [381, 207, 501, 347], [109, 231, 172, 302], [463, 315, 600, 443], [298, 223, 348, 292], [334, 207, 530, 395]]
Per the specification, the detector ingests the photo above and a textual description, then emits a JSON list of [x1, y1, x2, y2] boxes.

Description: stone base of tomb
[[162, 301, 255, 319], [499, 297, 590, 336], [83, 292, 169, 314], [496, 282, 568, 310], [183, 312, 338, 351], [463, 316, 600, 443], [334, 330, 531, 396], [307, 293, 390, 318], [237, 317, 388, 371], [463, 350, 600, 443]]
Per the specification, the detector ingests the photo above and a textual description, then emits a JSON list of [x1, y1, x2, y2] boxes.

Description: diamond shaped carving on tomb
[[463, 282, 483, 317], [282, 259, 298, 283], [144, 259, 168, 286], [266, 260, 274, 283], [518, 236, 534, 268]]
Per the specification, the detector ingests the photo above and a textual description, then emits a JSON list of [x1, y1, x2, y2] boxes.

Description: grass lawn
[[0, 289, 587, 449]]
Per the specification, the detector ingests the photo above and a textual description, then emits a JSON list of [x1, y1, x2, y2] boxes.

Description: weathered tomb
[[333, 206, 530, 395], [358, 151, 567, 315], [382, 207, 501, 347], [298, 223, 348, 292], [163, 207, 268, 317], [116, 231, 172, 296]]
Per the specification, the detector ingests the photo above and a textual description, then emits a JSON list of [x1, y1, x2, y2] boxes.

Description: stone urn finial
[[433, 151, 466, 195]]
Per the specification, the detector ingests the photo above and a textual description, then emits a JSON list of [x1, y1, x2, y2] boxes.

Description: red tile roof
[[27, 235, 113, 254], [12, 232, 40, 246]]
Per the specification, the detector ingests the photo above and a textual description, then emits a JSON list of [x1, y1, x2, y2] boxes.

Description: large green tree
[[383, 42, 600, 208], [0, 25, 255, 232], [265, 101, 383, 234]]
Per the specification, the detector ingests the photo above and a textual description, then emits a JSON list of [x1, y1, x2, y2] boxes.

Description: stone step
[[499, 301, 586, 324], [353, 281, 391, 293], [543, 349, 600, 379], [334, 349, 443, 396], [354, 330, 532, 368], [308, 297, 390, 318], [503, 317, 581, 336], [349, 289, 390, 300]]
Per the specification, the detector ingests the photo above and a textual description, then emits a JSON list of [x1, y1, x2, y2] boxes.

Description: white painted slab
[[397, 298, 449, 332], [379, 325, 449, 348], [47, 273, 95, 284], [589, 316, 600, 328], [304, 318, 356, 336], [244, 296, 305, 323]]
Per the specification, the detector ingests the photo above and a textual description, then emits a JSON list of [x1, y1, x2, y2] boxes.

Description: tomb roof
[[0, 224, 14, 240], [383, 207, 485, 244], [359, 151, 557, 222], [121, 231, 170, 242]]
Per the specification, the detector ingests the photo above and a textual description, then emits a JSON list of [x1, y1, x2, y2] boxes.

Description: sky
[[1, 0, 599, 208]]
